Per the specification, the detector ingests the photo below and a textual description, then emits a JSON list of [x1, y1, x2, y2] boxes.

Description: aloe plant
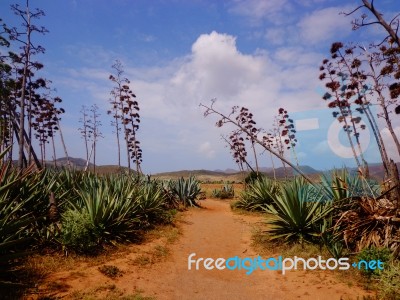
[[169, 176, 202, 207], [264, 177, 333, 244], [69, 175, 141, 243]]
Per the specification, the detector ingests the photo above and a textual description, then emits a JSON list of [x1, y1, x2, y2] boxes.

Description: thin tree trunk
[[12, 119, 28, 167], [369, 75, 400, 158], [126, 135, 131, 174], [382, 101, 400, 157], [56, 118, 71, 168], [18, 63, 28, 170], [12, 114, 41, 169], [7, 113, 14, 163], [84, 142, 94, 172], [27, 78, 33, 165], [362, 0, 400, 46], [337, 105, 362, 169], [291, 146, 300, 167], [275, 127, 288, 179], [115, 115, 121, 169], [362, 56, 391, 176], [269, 150, 276, 180], [82, 108, 89, 165], [251, 141, 259, 175], [364, 104, 390, 175], [18, 3, 31, 170], [40, 141, 44, 165], [349, 115, 369, 176], [93, 138, 96, 174], [51, 133, 57, 168]]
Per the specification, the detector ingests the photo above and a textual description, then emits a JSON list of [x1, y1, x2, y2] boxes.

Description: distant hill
[[212, 165, 319, 176], [153, 169, 245, 182], [349, 162, 400, 181], [47, 157, 397, 182], [213, 168, 239, 174], [54, 157, 93, 168], [95, 165, 136, 175], [47, 158, 133, 174], [153, 165, 321, 182]]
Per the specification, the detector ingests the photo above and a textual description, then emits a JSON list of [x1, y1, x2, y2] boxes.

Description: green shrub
[[158, 208, 177, 224], [61, 209, 100, 254], [244, 171, 265, 184], [378, 261, 400, 299], [211, 184, 234, 199], [356, 246, 391, 278]]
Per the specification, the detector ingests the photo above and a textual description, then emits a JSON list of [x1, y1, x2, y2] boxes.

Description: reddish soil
[[32, 199, 372, 300]]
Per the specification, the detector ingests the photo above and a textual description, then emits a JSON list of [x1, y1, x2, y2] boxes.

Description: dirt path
[[37, 199, 372, 299]]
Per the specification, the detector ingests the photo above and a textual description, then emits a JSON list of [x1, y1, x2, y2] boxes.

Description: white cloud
[[167, 31, 268, 104], [295, 0, 330, 7], [56, 31, 332, 172], [198, 141, 216, 159], [265, 28, 286, 45], [297, 6, 352, 44], [228, 0, 290, 25]]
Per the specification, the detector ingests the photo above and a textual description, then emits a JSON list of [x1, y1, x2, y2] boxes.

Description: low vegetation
[[0, 150, 203, 294], [211, 183, 235, 199], [239, 169, 399, 298], [233, 176, 279, 210]]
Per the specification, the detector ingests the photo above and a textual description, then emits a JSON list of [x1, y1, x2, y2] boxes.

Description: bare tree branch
[[200, 101, 319, 187]]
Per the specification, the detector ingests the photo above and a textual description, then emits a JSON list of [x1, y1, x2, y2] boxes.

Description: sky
[[1, 0, 400, 174]]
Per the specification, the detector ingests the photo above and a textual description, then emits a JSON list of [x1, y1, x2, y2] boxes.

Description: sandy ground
[[32, 199, 372, 300]]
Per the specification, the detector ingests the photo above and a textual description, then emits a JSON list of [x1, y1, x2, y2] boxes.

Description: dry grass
[[68, 284, 155, 300], [152, 170, 246, 183], [250, 224, 382, 296], [19, 215, 184, 299], [130, 244, 171, 267]]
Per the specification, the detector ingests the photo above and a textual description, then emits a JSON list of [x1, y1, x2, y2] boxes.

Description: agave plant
[[0, 150, 39, 287], [134, 181, 167, 225], [319, 217, 345, 259], [321, 169, 379, 203], [212, 183, 235, 199], [68, 175, 141, 244], [169, 176, 202, 207], [264, 177, 333, 244], [236, 177, 279, 211]]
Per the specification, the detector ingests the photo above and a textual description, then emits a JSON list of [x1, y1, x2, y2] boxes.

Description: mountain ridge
[[46, 157, 396, 180]]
